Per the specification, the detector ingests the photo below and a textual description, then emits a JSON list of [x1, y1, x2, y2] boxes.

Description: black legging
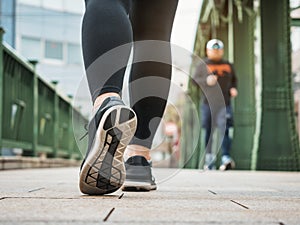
[[82, 0, 178, 148]]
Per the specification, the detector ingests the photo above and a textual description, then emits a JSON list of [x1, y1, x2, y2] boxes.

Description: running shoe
[[122, 156, 157, 191], [79, 97, 137, 195]]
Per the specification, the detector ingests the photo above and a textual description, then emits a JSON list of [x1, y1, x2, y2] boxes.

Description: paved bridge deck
[[0, 168, 299, 224]]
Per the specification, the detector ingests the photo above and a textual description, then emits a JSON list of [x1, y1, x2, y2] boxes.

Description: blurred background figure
[[194, 39, 238, 170]]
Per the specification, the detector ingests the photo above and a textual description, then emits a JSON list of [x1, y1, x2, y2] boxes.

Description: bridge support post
[[230, 1, 256, 169], [255, 0, 300, 170]]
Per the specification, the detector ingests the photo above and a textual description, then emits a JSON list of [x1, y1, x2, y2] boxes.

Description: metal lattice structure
[[182, 0, 300, 171]]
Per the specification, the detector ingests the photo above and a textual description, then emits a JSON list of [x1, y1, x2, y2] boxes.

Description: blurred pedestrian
[[194, 39, 238, 170]]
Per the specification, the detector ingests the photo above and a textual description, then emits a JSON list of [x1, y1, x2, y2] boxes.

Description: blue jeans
[[201, 104, 233, 157]]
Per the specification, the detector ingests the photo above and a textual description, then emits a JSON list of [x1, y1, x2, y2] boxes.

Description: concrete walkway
[[0, 168, 299, 224]]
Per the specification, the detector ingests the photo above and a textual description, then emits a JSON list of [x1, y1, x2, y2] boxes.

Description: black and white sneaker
[[79, 97, 137, 195], [122, 156, 157, 192]]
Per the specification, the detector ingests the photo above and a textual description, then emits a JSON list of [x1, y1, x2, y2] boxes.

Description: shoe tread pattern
[[80, 106, 136, 195]]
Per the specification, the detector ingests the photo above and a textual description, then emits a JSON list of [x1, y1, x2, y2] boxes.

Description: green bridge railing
[[0, 28, 87, 159]]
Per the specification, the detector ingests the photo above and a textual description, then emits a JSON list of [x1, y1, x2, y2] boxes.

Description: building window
[[67, 43, 82, 64], [45, 40, 63, 60], [21, 36, 41, 60]]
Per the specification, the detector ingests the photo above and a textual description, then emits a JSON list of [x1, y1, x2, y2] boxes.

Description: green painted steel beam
[[2, 139, 32, 149], [291, 18, 300, 27], [230, 1, 256, 169], [53, 82, 59, 158], [256, 0, 300, 171], [30, 60, 38, 157], [68, 103, 73, 159], [0, 28, 4, 155]]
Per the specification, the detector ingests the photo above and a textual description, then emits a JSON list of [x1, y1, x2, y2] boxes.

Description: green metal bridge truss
[[182, 0, 300, 171]]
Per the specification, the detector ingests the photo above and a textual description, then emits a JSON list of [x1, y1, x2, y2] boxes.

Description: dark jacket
[[193, 58, 237, 106]]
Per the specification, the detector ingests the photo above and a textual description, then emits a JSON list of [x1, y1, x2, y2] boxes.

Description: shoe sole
[[79, 105, 137, 195], [122, 180, 157, 192]]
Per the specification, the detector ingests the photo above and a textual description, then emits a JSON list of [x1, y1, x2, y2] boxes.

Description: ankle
[[125, 144, 151, 161], [93, 92, 120, 111]]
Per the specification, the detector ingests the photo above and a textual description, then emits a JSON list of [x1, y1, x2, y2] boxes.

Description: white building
[[15, 0, 85, 97]]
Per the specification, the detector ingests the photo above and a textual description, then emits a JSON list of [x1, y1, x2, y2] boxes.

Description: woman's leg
[[127, 0, 179, 159], [82, 0, 132, 108], [80, 0, 137, 195]]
